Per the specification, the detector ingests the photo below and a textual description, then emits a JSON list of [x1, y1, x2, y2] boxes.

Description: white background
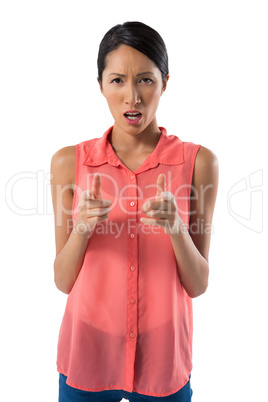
[[1, 1, 267, 401]]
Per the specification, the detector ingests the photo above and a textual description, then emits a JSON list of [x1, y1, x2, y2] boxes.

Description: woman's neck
[[108, 120, 162, 154]]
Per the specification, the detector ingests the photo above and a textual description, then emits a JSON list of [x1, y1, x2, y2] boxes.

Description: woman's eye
[[110, 78, 153, 84], [140, 78, 153, 84], [111, 78, 123, 84]]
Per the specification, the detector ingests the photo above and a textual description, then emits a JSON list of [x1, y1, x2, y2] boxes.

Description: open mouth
[[124, 112, 142, 124]]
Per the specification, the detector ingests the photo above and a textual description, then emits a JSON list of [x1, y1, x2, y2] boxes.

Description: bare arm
[[141, 146, 219, 298], [169, 146, 219, 297], [50, 147, 112, 294]]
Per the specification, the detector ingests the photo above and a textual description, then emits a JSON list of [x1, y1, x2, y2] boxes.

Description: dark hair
[[97, 21, 169, 85]]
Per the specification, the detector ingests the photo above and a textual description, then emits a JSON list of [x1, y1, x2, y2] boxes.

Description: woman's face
[[99, 44, 169, 134]]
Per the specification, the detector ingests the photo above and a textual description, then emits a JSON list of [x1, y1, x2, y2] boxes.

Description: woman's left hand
[[140, 173, 183, 235]]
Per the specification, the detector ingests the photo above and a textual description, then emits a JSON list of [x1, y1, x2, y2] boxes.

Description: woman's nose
[[124, 84, 141, 105]]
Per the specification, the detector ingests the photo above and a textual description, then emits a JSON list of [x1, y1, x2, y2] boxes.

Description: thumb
[[90, 173, 103, 199], [155, 173, 166, 199]]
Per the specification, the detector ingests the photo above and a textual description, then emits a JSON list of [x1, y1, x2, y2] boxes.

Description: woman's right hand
[[74, 173, 112, 236]]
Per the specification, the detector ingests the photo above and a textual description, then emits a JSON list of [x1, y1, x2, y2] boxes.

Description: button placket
[[125, 172, 139, 390]]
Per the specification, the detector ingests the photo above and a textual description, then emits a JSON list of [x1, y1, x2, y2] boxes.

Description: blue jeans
[[59, 373, 193, 402]]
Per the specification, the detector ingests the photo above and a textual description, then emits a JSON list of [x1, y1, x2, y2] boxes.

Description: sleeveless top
[[56, 125, 201, 397]]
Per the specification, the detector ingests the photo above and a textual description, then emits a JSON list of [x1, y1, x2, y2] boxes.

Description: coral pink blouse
[[56, 126, 200, 397]]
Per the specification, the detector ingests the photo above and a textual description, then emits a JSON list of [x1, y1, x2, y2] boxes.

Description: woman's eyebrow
[[108, 71, 155, 77]]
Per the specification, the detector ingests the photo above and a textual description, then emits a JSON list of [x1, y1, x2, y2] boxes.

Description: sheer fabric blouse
[[56, 126, 200, 397]]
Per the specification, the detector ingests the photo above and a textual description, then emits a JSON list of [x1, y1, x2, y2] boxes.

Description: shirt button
[[130, 265, 135, 272], [130, 201, 135, 207], [130, 233, 135, 238], [130, 175, 135, 180], [130, 298, 136, 304], [130, 332, 135, 338]]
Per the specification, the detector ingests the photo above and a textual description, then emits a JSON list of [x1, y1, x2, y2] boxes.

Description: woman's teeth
[[125, 113, 141, 120], [127, 115, 139, 120]]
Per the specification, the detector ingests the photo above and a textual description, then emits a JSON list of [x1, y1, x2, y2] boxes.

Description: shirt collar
[[83, 125, 184, 170]]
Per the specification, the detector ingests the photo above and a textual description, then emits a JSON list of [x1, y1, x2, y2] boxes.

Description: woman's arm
[[50, 147, 112, 295], [168, 146, 219, 298], [50, 146, 88, 294]]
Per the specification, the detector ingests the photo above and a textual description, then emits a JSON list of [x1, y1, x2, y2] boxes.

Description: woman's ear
[[97, 76, 103, 93], [161, 74, 169, 94]]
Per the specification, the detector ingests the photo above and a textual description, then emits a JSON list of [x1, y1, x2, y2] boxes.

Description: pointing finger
[[90, 173, 103, 199], [156, 173, 166, 199]]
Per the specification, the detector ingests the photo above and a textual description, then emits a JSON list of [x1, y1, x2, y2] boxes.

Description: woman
[[51, 21, 218, 402]]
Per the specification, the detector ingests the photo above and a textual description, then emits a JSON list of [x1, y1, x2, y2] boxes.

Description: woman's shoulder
[[50, 145, 76, 184], [51, 145, 76, 167], [193, 145, 219, 186], [51, 145, 76, 165], [195, 145, 218, 169]]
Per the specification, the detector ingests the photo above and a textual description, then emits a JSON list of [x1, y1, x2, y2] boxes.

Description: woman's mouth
[[124, 112, 142, 125]]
